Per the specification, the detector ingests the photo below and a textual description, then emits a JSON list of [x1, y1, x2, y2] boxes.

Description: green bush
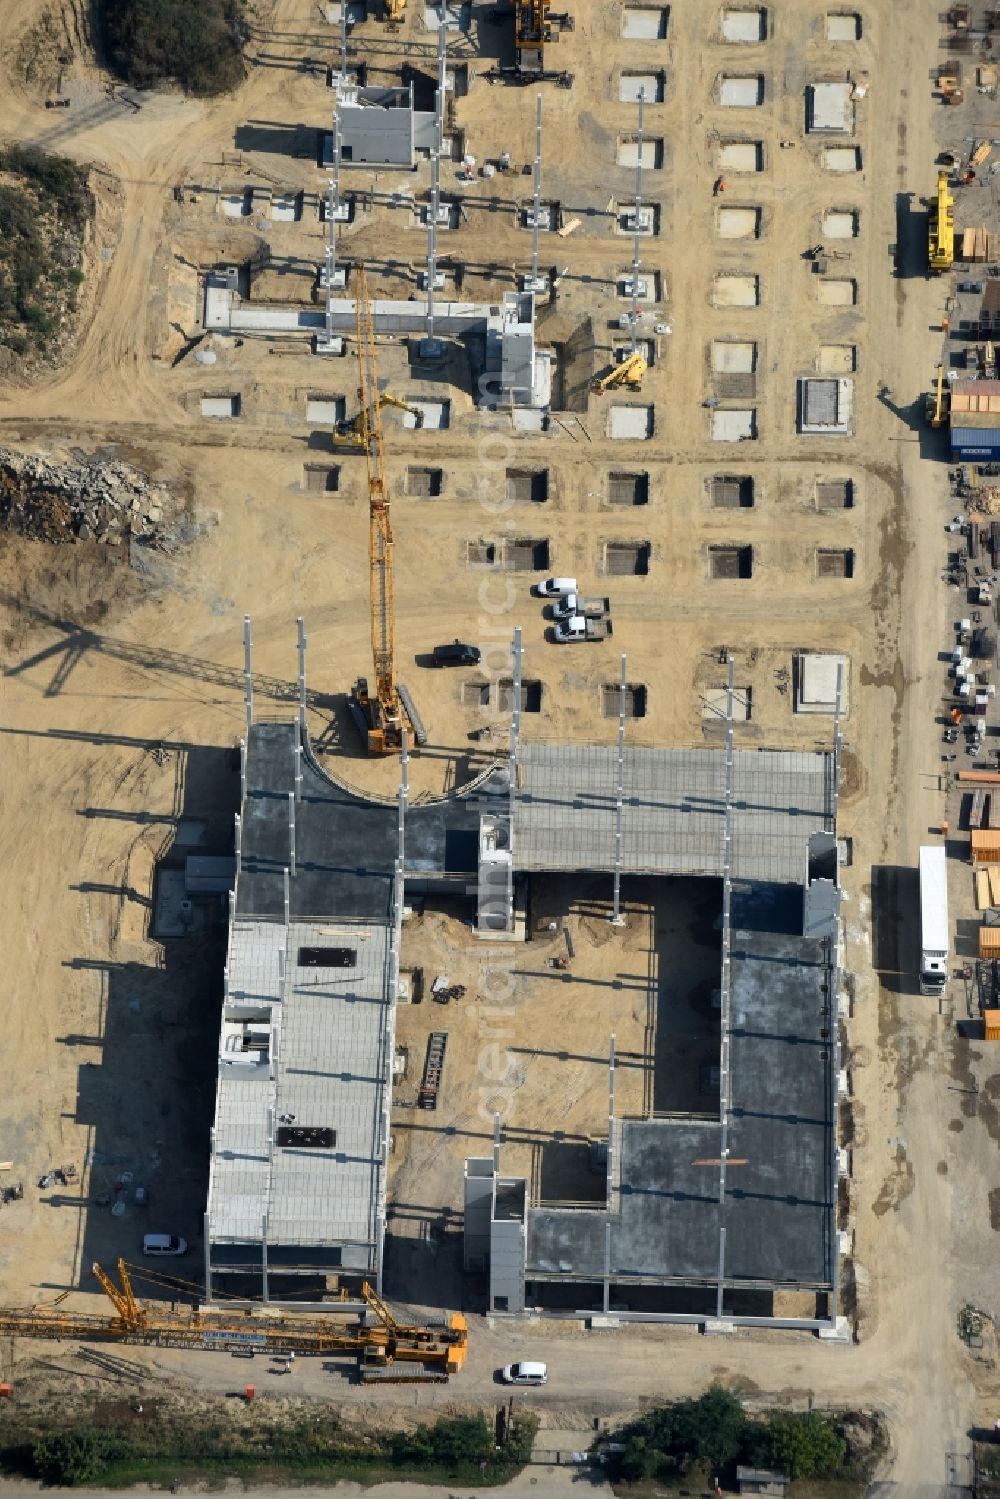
[[33, 1428, 130, 1486], [605, 1387, 853, 1487], [390, 1413, 493, 1469], [759, 1411, 847, 1480], [100, 0, 247, 95]]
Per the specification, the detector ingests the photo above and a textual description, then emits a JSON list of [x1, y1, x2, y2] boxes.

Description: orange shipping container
[[972, 830, 1000, 863], [985, 1009, 1000, 1041]]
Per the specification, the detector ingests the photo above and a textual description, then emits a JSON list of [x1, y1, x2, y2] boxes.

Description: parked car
[[501, 1361, 548, 1386], [142, 1233, 188, 1257], [432, 640, 481, 666], [534, 577, 577, 597]]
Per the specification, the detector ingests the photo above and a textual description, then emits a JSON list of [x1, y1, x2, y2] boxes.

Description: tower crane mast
[[350, 264, 414, 754]]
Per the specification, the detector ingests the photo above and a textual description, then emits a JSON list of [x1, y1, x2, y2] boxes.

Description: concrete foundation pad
[[403, 398, 450, 428], [622, 5, 668, 38], [716, 205, 760, 238], [721, 7, 765, 41], [617, 139, 661, 168], [718, 141, 762, 172], [822, 209, 857, 238], [712, 340, 755, 372], [826, 11, 861, 40], [818, 343, 855, 374], [713, 273, 759, 307], [314, 334, 344, 356], [702, 1318, 736, 1335], [306, 398, 345, 423], [620, 71, 664, 103], [720, 76, 763, 107], [818, 1316, 851, 1342], [712, 408, 755, 441], [587, 1315, 621, 1328], [816, 278, 856, 306], [823, 146, 862, 172], [609, 405, 654, 440]]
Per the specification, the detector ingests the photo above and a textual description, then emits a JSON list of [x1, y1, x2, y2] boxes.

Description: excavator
[[347, 263, 420, 755], [592, 350, 647, 394], [333, 390, 423, 446], [0, 1259, 467, 1382], [928, 169, 955, 272]]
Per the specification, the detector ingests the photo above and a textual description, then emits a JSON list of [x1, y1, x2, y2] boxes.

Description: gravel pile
[[0, 447, 180, 547]]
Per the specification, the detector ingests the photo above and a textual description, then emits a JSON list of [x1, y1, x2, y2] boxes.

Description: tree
[[762, 1412, 847, 1479]]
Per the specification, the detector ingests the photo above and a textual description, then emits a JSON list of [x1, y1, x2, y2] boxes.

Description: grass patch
[[99, 0, 248, 95], [0, 144, 92, 362], [0, 1408, 538, 1490]]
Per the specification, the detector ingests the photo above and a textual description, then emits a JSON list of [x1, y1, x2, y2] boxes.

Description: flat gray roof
[[207, 917, 391, 1265], [513, 745, 833, 884], [526, 881, 836, 1291]]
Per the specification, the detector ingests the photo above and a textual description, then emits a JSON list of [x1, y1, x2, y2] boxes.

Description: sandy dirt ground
[[0, 0, 997, 1492]]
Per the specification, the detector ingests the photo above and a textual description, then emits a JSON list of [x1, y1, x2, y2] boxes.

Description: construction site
[[6, 0, 1000, 1488]]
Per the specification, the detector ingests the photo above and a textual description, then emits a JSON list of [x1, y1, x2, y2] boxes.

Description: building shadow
[[870, 863, 918, 996], [59, 743, 238, 1309]]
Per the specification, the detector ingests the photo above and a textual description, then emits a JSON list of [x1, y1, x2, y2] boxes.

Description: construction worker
[[713, 176, 727, 195]]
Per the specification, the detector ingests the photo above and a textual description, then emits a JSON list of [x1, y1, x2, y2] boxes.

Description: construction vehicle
[[553, 615, 613, 643], [929, 170, 955, 271], [346, 264, 419, 755], [0, 1259, 467, 1381], [592, 351, 647, 394], [514, 0, 572, 74], [925, 363, 950, 427], [384, 0, 405, 28], [334, 390, 423, 445], [551, 592, 610, 621]]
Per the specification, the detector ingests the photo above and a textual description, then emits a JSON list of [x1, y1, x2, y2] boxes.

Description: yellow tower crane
[[349, 264, 414, 755]]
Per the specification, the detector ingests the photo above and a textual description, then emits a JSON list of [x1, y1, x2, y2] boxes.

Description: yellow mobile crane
[[384, 0, 405, 26], [928, 170, 955, 272], [0, 1260, 468, 1381], [925, 362, 950, 427], [348, 264, 415, 755], [592, 351, 647, 394]]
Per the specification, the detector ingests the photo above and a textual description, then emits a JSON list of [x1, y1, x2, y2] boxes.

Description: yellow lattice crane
[[349, 264, 414, 755], [0, 1260, 467, 1380]]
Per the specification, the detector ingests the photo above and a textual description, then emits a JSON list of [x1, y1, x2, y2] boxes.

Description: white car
[[142, 1233, 188, 1257], [501, 1360, 548, 1385], [534, 577, 577, 597]]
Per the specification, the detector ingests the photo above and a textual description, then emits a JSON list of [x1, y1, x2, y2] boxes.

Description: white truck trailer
[[918, 844, 949, 997]]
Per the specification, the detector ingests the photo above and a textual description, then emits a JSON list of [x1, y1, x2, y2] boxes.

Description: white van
[[142, 1233, 188, 1257], [501, 1361, 547, 1386]]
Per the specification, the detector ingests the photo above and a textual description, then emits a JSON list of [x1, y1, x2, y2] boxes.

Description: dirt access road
[[0, 0, 995, 1493]]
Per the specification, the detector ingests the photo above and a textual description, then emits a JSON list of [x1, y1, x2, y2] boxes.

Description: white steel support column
[[603, 1033, 616, 1313], [243, 615, 254, 731], [715, 655, 736, 1320], [611, 652, 627, 924], [530, 94, 543, 289], [261, 1212, 269, 1305], [297, 617, 308, 741], [630, 90, 645, 354], [283, 866, 290, 926], [377, 730, 408, 1294], [425, 12, 447, 341], [203, 1211, 212, 1302], [239, 738, 247, 805], [832, 660, 844, 831], [507, 627, 523, 934], [288, 792, 296, 877]]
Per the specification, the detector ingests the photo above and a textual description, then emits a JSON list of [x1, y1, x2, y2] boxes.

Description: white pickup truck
[[552, 592, 611, 622], [553, 615, 614, 643]]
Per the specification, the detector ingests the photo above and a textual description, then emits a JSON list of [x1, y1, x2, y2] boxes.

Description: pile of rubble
[[0, 447, 180, 548]]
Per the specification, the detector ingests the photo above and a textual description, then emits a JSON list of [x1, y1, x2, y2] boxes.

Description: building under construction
[[205, 629, 846, 1334]]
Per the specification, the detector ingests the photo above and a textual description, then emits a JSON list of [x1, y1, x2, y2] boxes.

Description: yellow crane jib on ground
[[928, 170, 955, 272], [592, 351, 647, 394], [0, 1260, 468, 1379], [925, 363, 949, 428], [349, 263, 414, 755]]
